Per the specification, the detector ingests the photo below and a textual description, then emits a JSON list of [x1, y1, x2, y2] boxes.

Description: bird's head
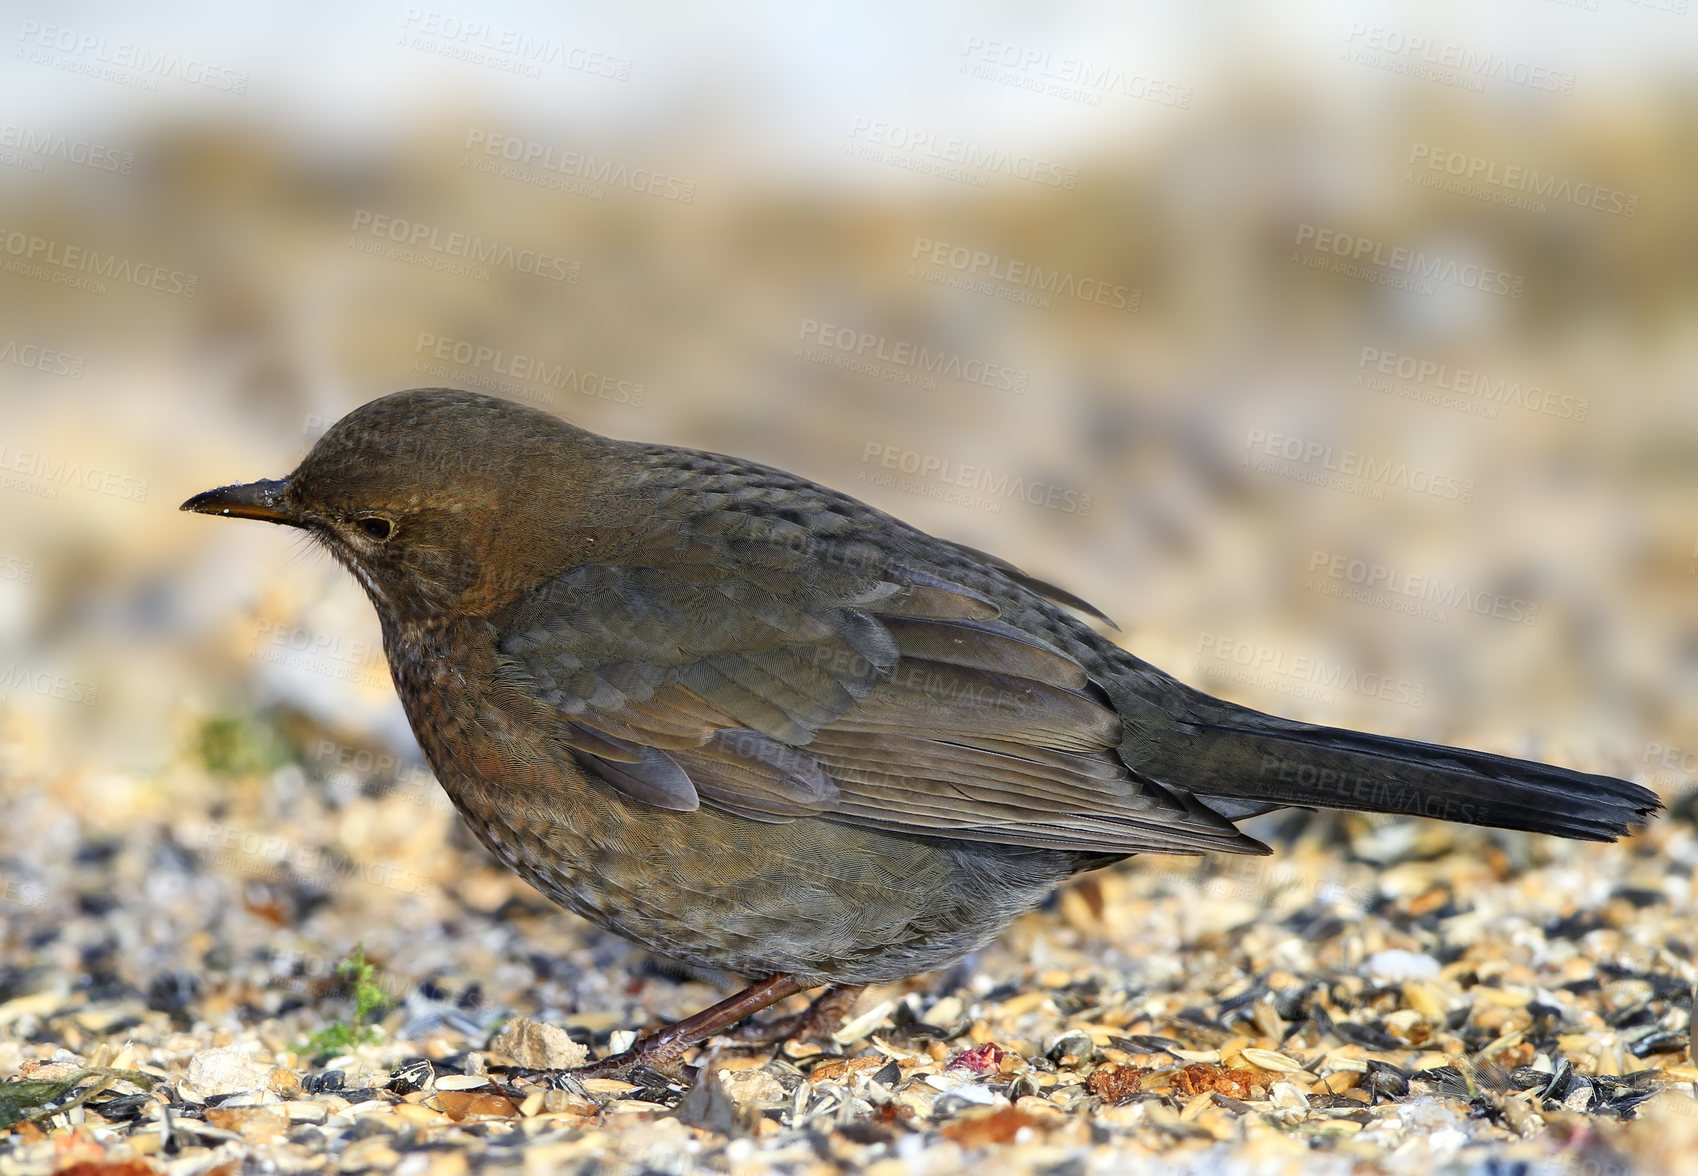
[[182, 388, 614, 625]]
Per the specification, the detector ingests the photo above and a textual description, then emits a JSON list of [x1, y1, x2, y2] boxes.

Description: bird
[[182, 387, 1659, 1078]]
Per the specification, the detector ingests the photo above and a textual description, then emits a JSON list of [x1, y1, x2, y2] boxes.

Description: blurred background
[[0, 1, 1694, 1019]]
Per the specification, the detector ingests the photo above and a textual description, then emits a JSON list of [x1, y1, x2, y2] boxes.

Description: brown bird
[[182, 388, 1658, 1077]]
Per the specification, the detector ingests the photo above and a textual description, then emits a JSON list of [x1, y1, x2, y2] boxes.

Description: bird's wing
[[490, 515, 1257, 856], [931, 537, 1117, 626]]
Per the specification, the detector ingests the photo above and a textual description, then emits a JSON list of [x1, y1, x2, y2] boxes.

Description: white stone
[[1363, 949, 1441, 980], [489, 1016, 588, 1070], [183, 1047, 270, 1098], [717, 1068, 786, 1109]]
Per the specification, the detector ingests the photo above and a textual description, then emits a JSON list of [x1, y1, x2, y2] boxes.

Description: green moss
[[302, 945, 387, 1058], [195, 713, 289, 776]]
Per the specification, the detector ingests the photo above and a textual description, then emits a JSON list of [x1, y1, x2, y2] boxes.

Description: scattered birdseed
[[0, 734, 1691, 1174]]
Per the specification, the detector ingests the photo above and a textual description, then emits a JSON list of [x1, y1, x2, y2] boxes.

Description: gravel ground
[[1, 708, 1694, 1175]]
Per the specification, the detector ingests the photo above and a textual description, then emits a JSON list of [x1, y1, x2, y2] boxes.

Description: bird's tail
[[1136, 694, 1659, 842]]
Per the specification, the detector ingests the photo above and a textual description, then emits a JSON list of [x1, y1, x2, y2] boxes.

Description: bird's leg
[[730, 982, 865, 1046], [573, 974, 812, 1080]]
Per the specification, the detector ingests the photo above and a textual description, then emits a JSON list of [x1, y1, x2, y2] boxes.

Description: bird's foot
[[566, 1046, 689, 1085], [729, 983, 865, 1047], [525, 974, 817, 1090], [507, 1052, 688, 1097]]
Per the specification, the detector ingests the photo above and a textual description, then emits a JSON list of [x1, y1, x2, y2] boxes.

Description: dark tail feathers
[[1145, 702, 1660, 842]]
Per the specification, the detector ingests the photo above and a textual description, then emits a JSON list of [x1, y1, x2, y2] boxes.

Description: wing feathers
[[580, 745, 698, 811], [882, 616, 1088, 689], [493, 532, 1252, 856], [830, 659, 1121, 752]]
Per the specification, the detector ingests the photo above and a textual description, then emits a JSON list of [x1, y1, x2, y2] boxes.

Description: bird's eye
[[354, 514, 394, 541]]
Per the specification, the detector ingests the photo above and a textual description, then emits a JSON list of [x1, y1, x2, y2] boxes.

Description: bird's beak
[[179, 478, 301, 526]]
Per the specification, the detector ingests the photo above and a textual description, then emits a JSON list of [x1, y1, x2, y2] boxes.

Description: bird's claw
[[522, 1048, 690, 1092], [729, 982, 863, 1047]]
